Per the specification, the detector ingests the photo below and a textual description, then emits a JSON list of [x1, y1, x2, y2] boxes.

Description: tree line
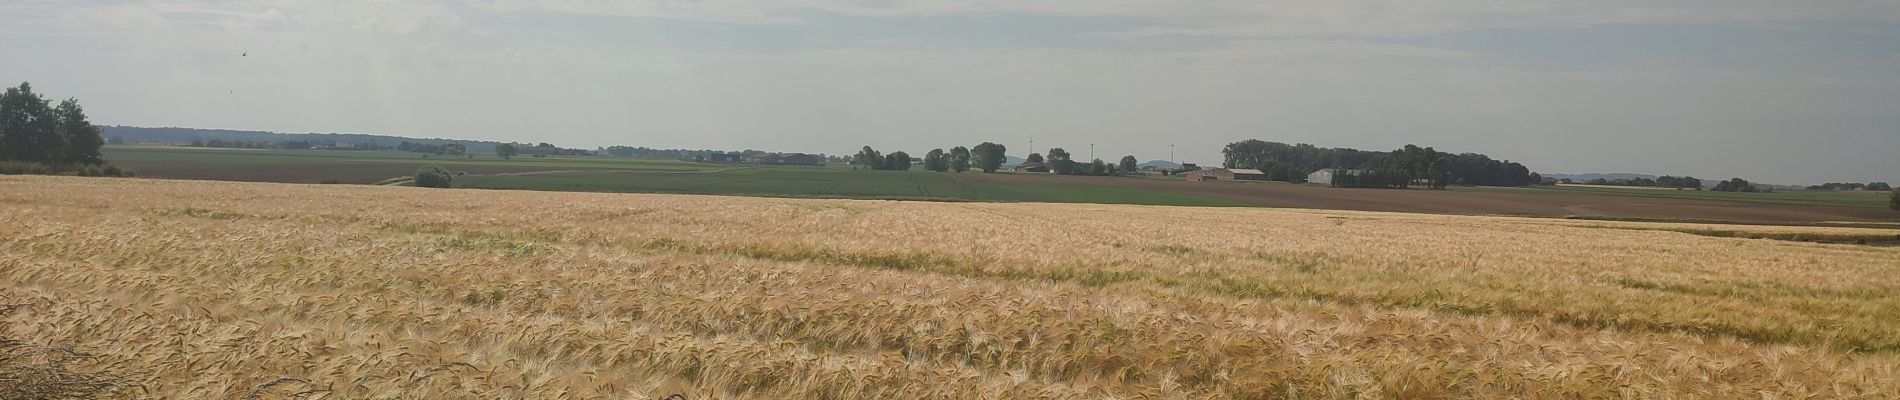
[[856, 143, 1008, 173], [1017, 148, 1139, 176], [1710, 178, 1766, 192], [1578, 175, 1705, 190], [0, 82, 129, 176], [1221, 140, 1536, 188], [1807, 182, 1891, 191]]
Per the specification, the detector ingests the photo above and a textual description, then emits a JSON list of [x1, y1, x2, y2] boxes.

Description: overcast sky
[[3, 1, 1897, 183]]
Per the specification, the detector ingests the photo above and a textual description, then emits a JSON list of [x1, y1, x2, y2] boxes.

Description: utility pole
[[1169, 144, 1175, 166], [1090, 143, 1095, 162]]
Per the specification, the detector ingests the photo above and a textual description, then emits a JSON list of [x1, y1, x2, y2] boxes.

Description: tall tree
[[884, 151, 912, 171], [923, 148, 949, 172], [53, 98, 103, 165], [1026, 153, 1044, 164], [971, 142, 1006, 173], [1891, 188, 1899, 211], [1087, 159, 1107, 176], [1046, 148, 1074, 175], [948, 146, 971, 173], [1119, 155, 1138, 174], [0, 83, 62, 163], [857, 146, 884, 170], [495, 143, 518, 160]]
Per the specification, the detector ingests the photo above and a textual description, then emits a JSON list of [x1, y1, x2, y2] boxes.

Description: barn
[[1220, 169, 1267, 181]]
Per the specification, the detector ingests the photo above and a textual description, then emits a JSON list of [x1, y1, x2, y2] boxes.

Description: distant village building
[[1013, 162, 1050, 173], [708, 152, 744, 163], [1306, 169, 1363, 186], [1218, 169, 1267, 181], [1187, 168, 1266, 182]]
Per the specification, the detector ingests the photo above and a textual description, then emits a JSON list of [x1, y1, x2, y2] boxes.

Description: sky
[[2, 1, 1897, 184]]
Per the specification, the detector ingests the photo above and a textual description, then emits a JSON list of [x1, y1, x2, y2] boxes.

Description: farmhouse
[[1185, 169, 1217, 182], [1306, 169, 1363, 186], [707, 152, 744, 163]]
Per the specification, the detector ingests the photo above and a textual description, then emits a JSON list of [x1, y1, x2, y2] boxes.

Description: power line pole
[[1090, 143, 1095, 161]]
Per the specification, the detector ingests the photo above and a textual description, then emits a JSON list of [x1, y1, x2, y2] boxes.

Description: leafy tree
[[53, 99, 102, 164], [0, 83, 62, 163], [884, 151, 912, 171], [948, 146, 971, 173], [1046, 148, 1075, 175], [1867, 182, 1891, 191], [1026, 153, 1044, 164], [1712, 177, 1757, 192], [414, 164, 453, 188], [971, 142, 1006, 173], [923, 148, 949, 172], [1087, 159, 1107, 176], [495, 143, 517, 160], [1119, 155, 1138, 173], [857, 146, 884, 170], [1891, 188, 1899, 211]]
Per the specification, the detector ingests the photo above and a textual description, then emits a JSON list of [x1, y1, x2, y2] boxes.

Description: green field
[[454, 168, 1250, 207], [92, 145, 1897, 222], [104, 146, 709, 170], [101, 146, 712, 183], [1508, 184, 1892, 209]]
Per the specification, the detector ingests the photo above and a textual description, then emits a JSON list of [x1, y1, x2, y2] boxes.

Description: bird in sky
[[242, 52, 247, 57]]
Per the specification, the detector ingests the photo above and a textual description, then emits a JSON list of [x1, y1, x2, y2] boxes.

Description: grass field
[[456, 168, 1250, 207], [102, 146, 712, 183], [4, 176, 1900, 398], [99, 146, 1900, 223]]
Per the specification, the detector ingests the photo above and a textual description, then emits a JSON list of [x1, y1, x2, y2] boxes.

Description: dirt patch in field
[[955, 173, 1900, 223]]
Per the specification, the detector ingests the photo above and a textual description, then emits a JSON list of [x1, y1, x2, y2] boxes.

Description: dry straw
[[1, 175, 1898, 398]]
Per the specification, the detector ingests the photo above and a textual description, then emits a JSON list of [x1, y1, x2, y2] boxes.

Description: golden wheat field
[[4, 175, 1900, 399]]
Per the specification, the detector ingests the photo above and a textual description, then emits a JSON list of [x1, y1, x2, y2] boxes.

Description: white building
[[1306, 169, 1362, 186]]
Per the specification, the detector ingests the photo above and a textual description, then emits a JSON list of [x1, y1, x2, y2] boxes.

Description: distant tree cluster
[[1583, 175, 1704, 190], [0, 82, 130, 177], [860, 143, 1003, 173], [1808, 182, 1891, 191], [1026, 147, 1130, 176], [603, 146, 701, 159], [1710, 178, 1767, 192], [1891, 188, 1899, 211], [1325, 145, 1469, 189], [191, 138, 383, 150], [1221, 139, 1535, 188], [397, 141, 466, 155]]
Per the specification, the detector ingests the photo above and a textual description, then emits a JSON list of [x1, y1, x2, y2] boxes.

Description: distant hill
[[1001, 155, 1026, 167], [102, 126, 508, 153]]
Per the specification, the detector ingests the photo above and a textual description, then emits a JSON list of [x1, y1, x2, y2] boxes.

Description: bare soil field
[[4, 175, 1900, 398], [956, 173, 1900, 223]]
